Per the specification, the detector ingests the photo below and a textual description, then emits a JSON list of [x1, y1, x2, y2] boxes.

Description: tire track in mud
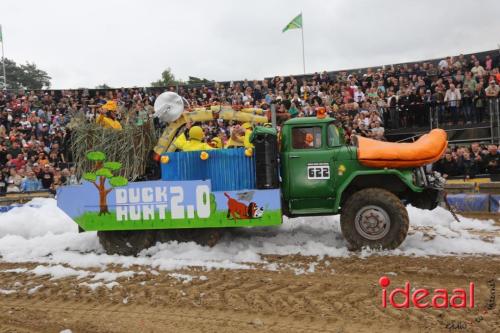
[[0, 299, 340, 333], [0, 255, 498, 332]]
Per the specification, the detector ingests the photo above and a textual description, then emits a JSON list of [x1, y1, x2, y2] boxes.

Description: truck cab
[[280, 117, 346, 215], [279, 117, 446, 249]]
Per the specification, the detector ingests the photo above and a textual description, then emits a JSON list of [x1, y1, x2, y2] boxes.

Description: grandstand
[[0, 48, 499, 196]]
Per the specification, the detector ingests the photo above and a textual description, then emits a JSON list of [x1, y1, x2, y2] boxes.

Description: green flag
[[282, 13, 302, 33], [0, 25, 2, 43]]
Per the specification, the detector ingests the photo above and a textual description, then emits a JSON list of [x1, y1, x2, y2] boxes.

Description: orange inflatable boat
[[356, 129, 447, 168]]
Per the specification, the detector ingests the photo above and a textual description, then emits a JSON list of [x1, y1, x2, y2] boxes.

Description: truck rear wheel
[[156, 228, 222, 247], [97, 230, 156, 256], [340, 188, 409, 251]]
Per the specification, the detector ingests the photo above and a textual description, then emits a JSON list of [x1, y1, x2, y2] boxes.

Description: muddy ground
[[0, 254, 498, 333]]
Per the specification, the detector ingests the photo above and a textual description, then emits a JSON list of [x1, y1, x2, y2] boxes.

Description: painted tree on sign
[[82, 151, 128, 215]]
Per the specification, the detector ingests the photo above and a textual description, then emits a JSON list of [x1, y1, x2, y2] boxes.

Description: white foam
[[27, 284, 43, 294], [0, 199, 497, 274], [30, 264, 89, 280], [0, 289, 17, 295]]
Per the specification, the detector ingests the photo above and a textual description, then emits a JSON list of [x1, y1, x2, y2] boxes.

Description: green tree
[[2, 58, 51, 89], [95, 83, 112, 89], [151, 67, 183, 87], [209, 193, 217, 215], [82, 151, 128, 215], [187, 76, 213, 85]]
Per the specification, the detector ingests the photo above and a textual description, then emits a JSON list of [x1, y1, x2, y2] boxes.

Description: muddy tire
[[340, 188, 409, 251], [97, 230, 157, 256], [156, 228, 222, 247]]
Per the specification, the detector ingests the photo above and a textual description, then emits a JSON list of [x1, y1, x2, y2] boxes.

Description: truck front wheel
[[340, 188, 409, 251]]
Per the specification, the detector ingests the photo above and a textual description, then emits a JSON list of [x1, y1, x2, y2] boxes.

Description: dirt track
[[0, 255, 498, 333]]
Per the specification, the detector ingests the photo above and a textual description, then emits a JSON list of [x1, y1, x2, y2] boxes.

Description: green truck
[[279, 117, 446, 250], [58, 106, 447, 255]]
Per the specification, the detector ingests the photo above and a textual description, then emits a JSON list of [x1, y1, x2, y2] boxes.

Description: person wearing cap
[[181, 126, 213, 152], [241, 123, 254, 149], [96, 103, 122, 130], [32, 163, 41, 177], [38, 164, 54, 190]]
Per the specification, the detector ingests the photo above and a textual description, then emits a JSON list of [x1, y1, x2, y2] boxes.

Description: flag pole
[[300, 13, 306, 75], [1, 25, 6, 89]]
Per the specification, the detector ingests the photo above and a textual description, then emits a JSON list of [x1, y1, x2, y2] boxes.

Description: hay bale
[[70, 116, 159, 181]]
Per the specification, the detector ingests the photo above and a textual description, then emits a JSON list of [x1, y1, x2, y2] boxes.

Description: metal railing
[[386, 97, 500, 144]]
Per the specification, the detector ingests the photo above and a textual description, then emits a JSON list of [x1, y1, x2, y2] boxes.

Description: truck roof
[[283, 117, 336, 126]]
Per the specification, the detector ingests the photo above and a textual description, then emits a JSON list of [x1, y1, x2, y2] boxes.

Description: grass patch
[[76, 209, 282, 231]]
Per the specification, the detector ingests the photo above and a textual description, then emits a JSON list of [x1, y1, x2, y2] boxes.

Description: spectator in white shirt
[[444, 84, 462, 124], [438, 57, 450, 70], [471, 61, 486, 78], [353, 87, 365, 103]]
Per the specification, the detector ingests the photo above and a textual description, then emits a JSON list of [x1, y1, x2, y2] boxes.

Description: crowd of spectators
[[433, 143, 500, 179], [0, 90, 78, 194], [0, 51, 500, 193], [175, 52, 500, 137]]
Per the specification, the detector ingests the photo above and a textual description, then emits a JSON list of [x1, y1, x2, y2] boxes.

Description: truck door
[[287, 125, 335, 213]]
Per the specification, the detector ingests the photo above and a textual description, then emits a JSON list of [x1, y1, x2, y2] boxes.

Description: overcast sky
[[2, 0, 500, 88]]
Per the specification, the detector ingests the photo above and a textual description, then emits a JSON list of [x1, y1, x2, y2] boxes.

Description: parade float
[[58, 92, 447, 255]]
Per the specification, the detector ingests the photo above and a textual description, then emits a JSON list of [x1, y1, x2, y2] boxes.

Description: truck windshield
[[292, 127, 322, 149], [327, 124, 340, 146]]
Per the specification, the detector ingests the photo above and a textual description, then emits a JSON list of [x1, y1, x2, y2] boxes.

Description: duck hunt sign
[[57, 180, 282, 231]]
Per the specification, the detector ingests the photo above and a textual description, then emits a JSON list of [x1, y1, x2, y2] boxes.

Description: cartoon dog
[[224, 192, 264, 221]]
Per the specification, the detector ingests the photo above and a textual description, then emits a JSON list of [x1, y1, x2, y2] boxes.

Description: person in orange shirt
[[38, 152, 50, 167], [493, 68, 500, 84], [304, 133, 314, 148]]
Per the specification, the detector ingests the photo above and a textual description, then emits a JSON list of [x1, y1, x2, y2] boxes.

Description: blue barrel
[[161, 148, 256, 191], [162, 151, 207, 181]]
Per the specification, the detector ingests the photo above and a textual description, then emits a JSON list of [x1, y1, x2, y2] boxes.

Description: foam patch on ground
[[0, 198, 498, 274]]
